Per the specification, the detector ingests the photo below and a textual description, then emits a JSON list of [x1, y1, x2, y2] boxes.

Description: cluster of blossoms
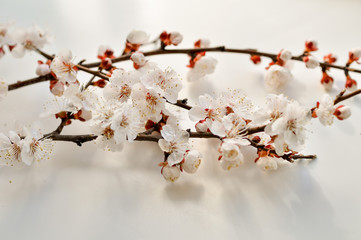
[[0, 22, 51, 58], [0, 23, 359, 182], [255, 40, 360, 93], [0, 128, 53, 167]]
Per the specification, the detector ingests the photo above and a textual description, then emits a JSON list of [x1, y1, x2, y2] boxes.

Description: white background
[[1, 0, 361, 239]]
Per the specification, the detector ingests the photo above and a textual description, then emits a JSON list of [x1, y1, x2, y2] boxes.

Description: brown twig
[[47, 129, 313, 161], [334, 89, 361, 105], [8, 75, 49, 91], [79, 46, 361, 75], [76, 65, 109, 80], [9, 46, 361, 92], [166, 98, 192, 110]]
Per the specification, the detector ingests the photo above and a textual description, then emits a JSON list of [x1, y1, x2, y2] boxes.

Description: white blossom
[[0, 131, 22, 166], [304, 56, 319, 69], [50, 49, 78, 83], [63, 83, 97, 111], [131, 83, 165, 122], [104, 69, 140, 102], [256, 156, 278, 171], [162, 165, 180, 182], [41, 97, 77, 118], [158, 125, 190, 166], [181, 150, 202, 174], [187, 56, 217, 82], [0, 129, 53, 166], [0, 21, 15, 47], [141, 67, 182, 103], [315, 95, 335, 126], [127, 30, 149, 44], [10, 25, 51, 58], [110, 102, 142, 144], [210, 114, 249, 146], [20, 128, 53, 165], [264, 65, 292, 92], [219, 142, 244, 171], [270, 101, 310, 154], [90, 101, 124, 151], [253, 94, 289, 127], [189, 93, 225, 124], [91, 124, 123, 152], [219, 89, 254, 119]]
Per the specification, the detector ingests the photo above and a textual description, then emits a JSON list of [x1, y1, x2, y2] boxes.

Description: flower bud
[[49, 80, 64, 96], [323, 53, 337, 64], [194, 39, 210, 48], [219, 142, 244, 170], [100, 57, 112, 70], [279, 49, 292, 62], [321, 72, 334, 91], [350, 48, 361, 59], [305, 40, 318, 52], [93, 79, 107, 88], [195, 119, 208, 132], [256, 156, 278, 171], [74, 109, 92, 122], [127, 30, 149, 44], [130, 52, 146, 66], [98, 45, 114, 59], [334, 105, 351, 120], [264, 65, 292, 92], [181, 150, 202, 174], [303, 56, 319, 69], [345, 76, 357, 91], [36, 64, 51, 76], [169, 32, 183, 45], [161, 165, 180, 182], [250, 55, 261, 64]]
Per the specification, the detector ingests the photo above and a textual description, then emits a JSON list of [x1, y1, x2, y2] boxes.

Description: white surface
[[1, 0, 361, 239]]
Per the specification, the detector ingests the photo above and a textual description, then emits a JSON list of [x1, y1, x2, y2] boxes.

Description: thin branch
[[166, 99, 192, 110], [8, 75, 49, 91], [34, 48, 109, 80], [291, 154, 317, 160], [12, 47, 361, 92], [48, 129, 313, 161], [82, 75, 96, 91], [80, 46, 361, 75], [34, 48, 54, 60], [76, 65, 109, 80], [334, 89, 361, 105]]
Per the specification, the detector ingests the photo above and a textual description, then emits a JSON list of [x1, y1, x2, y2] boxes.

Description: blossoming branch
[[0, 23, 360, 182]]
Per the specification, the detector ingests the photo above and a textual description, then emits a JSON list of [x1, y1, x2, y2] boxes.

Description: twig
[[166, 98, 192, 110], [79, 46, 361, 75], [76, 65, 109, 80], [82, 75, 96, 91], [334, 89, 361, 105], [8, 75, 49, 91]]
